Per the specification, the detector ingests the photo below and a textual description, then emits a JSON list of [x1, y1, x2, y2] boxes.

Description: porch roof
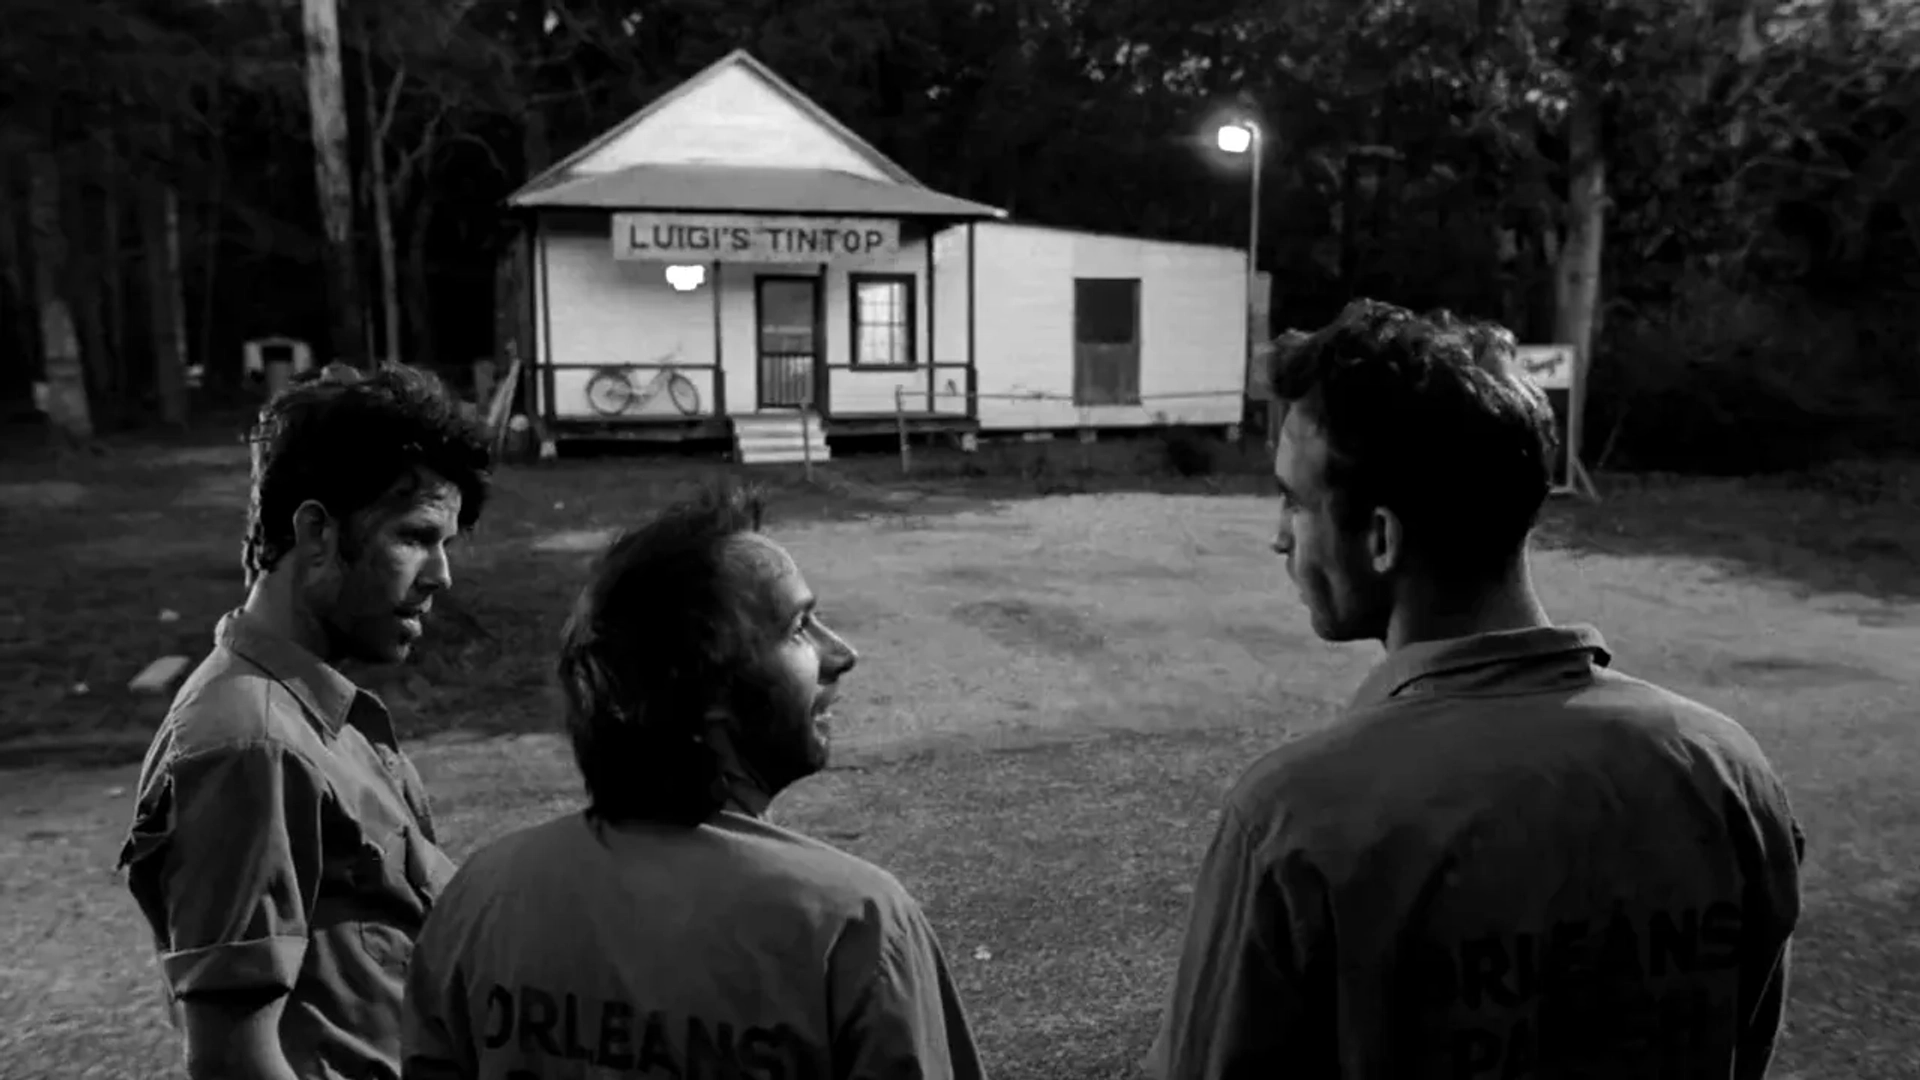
[[510, 164, 1005, 220]]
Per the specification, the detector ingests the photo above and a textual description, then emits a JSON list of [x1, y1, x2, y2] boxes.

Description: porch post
[[965, 221, 978, 420], [924, 218, 937, 413], [710, 259, 725, 416], [814, 261, 829, 416], [537, 215, 557, 429]]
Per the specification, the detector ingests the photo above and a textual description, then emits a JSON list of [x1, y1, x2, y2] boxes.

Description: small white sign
[[1515, 345, 1576, 391], [613, 213, 901, 264]]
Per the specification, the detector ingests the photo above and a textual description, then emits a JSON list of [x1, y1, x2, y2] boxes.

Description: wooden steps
[[733, 413, 831, 466]]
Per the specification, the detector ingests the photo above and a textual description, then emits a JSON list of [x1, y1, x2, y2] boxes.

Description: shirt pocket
[[402, 821, 457, 902], [353, 822, 442, 972]]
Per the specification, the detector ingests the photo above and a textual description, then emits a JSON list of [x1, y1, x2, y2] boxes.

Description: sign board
[[1515, 344, 1575, 391], [613, 213, 901, 264], [1511, 342, 1596, 499], [243, 337, 314, 378]]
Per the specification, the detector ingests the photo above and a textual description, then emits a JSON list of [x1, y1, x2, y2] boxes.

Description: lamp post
[[1217, 119, 1262, 441]]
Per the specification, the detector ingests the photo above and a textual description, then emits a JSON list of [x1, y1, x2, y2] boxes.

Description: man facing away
[[1148, 300, 1805, 1080], [400, 482, 986, 1080], [119, 363, 493, 1080]]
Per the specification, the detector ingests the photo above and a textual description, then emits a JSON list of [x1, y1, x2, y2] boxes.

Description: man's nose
[[419, 543, 453, 592], [1272, 519, 1293, 557], [820, 625, 858, 678]]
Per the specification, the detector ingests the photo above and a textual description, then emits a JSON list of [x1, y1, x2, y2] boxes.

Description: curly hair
[[1268, 299, 1559, 579], [555, 481, 775, 827], [243, 362, 492, 586]]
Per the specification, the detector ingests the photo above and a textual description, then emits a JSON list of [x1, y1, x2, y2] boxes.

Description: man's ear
[[290, 499, 340, 567], [1368, 504, 1404, 576]]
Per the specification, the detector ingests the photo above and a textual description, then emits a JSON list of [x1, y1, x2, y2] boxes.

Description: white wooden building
[[931, 222, 1246, 432], [500, 49, 1249, 456]]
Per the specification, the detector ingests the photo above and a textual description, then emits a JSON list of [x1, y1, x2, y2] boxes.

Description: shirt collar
[[215, 609, 365, 736], [1349, 624, 1612, 710], [723, 775, 774, 820]]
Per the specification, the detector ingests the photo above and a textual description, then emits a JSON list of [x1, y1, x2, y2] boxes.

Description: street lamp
[[1217, 119, 1262, 440]]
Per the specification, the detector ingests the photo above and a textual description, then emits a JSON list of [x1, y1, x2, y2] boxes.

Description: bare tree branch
[[439, 131, 510, 178], [392, 110, 445, 194], [377, 62, 409, 146]]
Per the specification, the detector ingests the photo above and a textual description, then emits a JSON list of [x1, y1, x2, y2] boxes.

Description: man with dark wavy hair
[[1149, 300, 1804, 1080], [119, 362, 492, 1080], [401, 481, 986, 1080]]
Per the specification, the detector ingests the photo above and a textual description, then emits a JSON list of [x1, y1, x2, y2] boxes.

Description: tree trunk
[[493, 230, 517, 369], [521, 102, 551, 181], [358, 42, 403, 365], [404, 197, 438, 368], [0, 158, 37, 398], [976, 0, 1029, 215], [1338, 152, 1361, 291], [1551, 81, 1605, 487], [144, 175, 190, 427], [61, 145, 118, 425], [373, 165, 402, 365], [1552, 97, 1605, 356], [197, 82, 224, 387], [1494, 224, 1525, 332], [518, 0, 552, 180], [27, 149, 92, 445], [302, 0, 369, 369], [69, 244, 116, 428], [100, 140, 129, 394]]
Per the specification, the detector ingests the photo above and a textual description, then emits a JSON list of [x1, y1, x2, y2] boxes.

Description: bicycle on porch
[[583, 347, 703, 417]]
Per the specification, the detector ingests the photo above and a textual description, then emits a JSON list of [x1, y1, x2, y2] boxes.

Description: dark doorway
[[756, 276, 822, 410]]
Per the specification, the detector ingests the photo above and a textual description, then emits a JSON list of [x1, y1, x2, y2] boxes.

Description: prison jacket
[[401, 807, 986, 1080], [1147, 625, 1806, 1080]]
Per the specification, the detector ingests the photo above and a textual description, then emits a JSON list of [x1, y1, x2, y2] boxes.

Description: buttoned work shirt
[[119, 611, 456, 1079], [1148, 625, 1805, 1080]]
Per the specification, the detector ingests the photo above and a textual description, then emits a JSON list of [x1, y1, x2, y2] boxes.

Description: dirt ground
[[0, 441, 1916, 1079]]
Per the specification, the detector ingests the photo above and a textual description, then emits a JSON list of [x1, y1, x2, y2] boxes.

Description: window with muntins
[[851, 275, 915, 367]]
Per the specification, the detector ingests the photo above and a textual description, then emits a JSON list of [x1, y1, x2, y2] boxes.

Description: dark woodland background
[[3, 0, 1915, 473]]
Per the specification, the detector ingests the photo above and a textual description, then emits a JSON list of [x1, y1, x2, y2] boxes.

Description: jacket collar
[[1349, 624, 1611, 710]]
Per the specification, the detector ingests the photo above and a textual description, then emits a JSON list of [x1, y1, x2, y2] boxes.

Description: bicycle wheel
[[666, 372, 702, 415], [584, 368, 636, 416]]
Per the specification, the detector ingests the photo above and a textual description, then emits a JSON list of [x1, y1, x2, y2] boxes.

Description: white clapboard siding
[[937, 221, 1248, 433]]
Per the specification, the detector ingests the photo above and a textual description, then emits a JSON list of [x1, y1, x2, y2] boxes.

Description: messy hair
[[243, 363, 492, 585], [555, 481, 772, 827], [1268, 298, 1558, 578]]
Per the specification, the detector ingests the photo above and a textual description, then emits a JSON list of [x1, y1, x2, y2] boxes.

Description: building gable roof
[[512, 164, 1004, 219], [510, 49, 923, 203]]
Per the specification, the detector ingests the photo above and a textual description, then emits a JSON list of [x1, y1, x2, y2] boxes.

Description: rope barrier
[[835, 386, 1245, 411], [888, 385, 1250, 476], [916, 387, 1247, 404]]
